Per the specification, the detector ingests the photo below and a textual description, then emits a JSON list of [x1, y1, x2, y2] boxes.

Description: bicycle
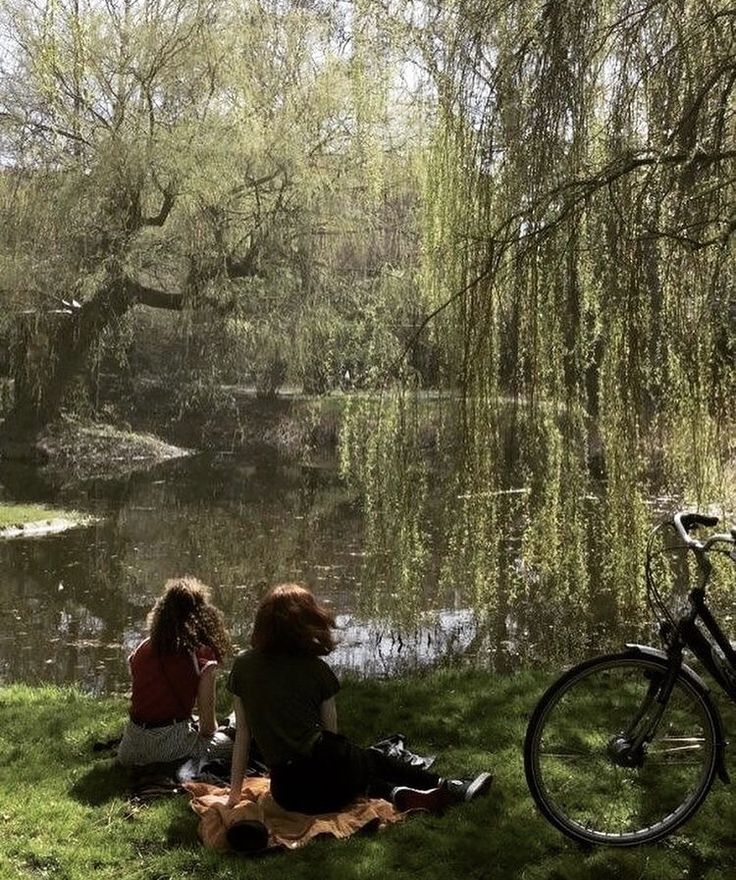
[[524, 510, 736, 846]]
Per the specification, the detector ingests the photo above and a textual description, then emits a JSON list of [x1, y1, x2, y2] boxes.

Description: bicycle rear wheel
[[524, 651, 718, 846]]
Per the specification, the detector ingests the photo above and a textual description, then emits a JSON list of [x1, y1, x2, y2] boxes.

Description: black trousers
[[269, 731, 441, 814]]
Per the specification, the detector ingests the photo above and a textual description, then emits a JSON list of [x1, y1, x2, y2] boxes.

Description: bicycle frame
[[659, 525, 736, 704], [679, 587, 736, 701], [618, 578, 736, 785]]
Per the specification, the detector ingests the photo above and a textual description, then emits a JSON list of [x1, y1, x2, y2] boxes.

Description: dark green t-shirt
[[227, 649, 340, 766]]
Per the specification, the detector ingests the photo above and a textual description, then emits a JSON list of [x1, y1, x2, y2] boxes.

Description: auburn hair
[[251, 583, 337, 656], [148, 576, 232, 661]]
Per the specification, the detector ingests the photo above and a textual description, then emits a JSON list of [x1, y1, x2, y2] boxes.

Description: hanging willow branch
[[342, 0, 736, 651], [391, 145, 736, 378]]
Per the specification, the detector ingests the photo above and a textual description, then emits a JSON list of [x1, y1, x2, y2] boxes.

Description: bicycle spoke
[[525, 655, 716, 845]]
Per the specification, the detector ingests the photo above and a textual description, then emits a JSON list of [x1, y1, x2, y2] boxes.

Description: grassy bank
[[1, 670, 735, 880], [0, 503, 83, 530]]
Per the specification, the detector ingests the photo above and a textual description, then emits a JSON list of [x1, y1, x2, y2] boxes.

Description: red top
[[128, 638, 218, 723]]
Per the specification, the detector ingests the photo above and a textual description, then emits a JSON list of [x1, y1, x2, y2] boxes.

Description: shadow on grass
[[165, 804, 200, 847], [339, 668, 540, 760], [69, 758, 129, 806]]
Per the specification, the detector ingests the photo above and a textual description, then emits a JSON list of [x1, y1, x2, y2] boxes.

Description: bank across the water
[[37, 419, 193, 479], [0, 503, 92, 538], [1, 669, 734, 880]]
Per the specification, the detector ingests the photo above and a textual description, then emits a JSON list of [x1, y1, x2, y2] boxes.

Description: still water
[[1, 452, 732, 693], [0, 454, 481, 692]]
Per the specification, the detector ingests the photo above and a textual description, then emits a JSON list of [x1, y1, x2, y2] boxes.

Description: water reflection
[[2, 455, 488, 691], [332, 610, 476, 676], [1, 453, 734, 693]]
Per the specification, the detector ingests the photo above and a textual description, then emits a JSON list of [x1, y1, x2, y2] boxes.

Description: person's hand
[[227, 788, 241, 808]]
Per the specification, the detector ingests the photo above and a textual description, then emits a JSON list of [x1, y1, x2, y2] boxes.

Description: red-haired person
[[227, 583, 492, 813], [117, 577, 233, 767]]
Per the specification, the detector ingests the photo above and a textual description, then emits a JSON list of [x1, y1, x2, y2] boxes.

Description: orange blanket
[[185, 777, 404, 852]]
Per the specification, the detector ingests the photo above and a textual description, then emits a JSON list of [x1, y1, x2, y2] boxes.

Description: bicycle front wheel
[[524, 652, 718, 846]]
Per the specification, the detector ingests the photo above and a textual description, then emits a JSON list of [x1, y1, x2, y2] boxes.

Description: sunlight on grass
[[0, 503, 84, 529], [1, 672, 735, 879]]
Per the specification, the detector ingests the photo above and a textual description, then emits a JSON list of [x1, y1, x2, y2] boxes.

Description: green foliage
[[1, 0, 734, 646], [340, 392, 430, 621], [0, 0, 433, 419]]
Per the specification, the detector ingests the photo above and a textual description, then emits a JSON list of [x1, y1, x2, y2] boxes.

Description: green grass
[[0, 504, 83, 529], [2, 670, 736, 880]]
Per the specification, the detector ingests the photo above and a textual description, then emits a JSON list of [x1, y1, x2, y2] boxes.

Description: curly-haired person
[[117, 577, 233, 767], [227, 583, 492, 813]]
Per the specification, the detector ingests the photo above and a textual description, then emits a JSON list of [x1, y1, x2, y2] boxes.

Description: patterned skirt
[[117, 719, 232, 767]]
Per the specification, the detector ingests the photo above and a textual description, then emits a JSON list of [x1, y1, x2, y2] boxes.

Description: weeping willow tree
[[342, 0, 736, 664], [0, 0, 426, 444]]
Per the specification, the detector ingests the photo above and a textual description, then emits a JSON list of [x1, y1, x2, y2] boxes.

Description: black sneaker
[[443, 772, 494, 802], [390, 784, 454, 813]]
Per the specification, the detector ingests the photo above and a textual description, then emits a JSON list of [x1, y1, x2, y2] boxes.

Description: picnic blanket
[[186, 776, 403, 853]]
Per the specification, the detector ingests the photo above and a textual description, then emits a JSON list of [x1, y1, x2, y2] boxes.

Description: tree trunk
[[2, 270, 183, 447]]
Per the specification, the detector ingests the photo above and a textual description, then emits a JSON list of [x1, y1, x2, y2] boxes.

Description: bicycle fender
[[625, 643, 730, 784]]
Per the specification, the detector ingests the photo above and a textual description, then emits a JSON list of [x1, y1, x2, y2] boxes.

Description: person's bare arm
[[320, 696, 338, 733], [228, 696, 251, 807], [196, 666, 218, 738]]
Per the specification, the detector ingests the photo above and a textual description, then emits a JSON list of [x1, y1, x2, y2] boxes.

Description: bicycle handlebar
[[673, 511, 736, 552]]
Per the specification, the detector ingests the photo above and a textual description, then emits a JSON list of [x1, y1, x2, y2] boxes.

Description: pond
[[0, 453, 481, 692], [0, 450, 733, 693]]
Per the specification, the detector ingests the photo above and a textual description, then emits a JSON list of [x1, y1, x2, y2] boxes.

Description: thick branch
[[141, 187, 177, 227], [127, 280, 184, 310], [0, 111, 91, 146]]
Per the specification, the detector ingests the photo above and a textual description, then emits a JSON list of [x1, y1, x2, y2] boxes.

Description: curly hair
[[148, 577, 232, 661], [251, 583, 337, 656]]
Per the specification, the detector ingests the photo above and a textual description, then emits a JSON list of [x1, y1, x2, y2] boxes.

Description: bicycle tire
[[524, 651, 718, 846]]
